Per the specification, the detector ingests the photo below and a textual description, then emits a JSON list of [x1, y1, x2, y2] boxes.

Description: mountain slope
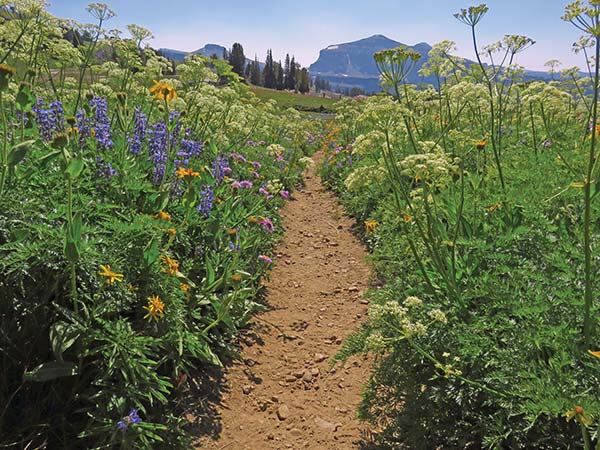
[[309, 34, 553, 93], [309, 35, 439, 92]]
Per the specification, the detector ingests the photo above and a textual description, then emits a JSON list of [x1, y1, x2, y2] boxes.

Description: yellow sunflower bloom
[[176, 167, 200, 179], [588, 349, 600, 359], [143, 295, 165, 322], [149, 80, 177, 102], [154, 211, 172, 221], [162, 256, 180, 276], [98, 264, 124, 284], [364, 220, 378, 234]]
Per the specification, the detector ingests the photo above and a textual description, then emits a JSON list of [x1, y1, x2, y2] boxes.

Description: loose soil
[[195, 154, 372, 450]]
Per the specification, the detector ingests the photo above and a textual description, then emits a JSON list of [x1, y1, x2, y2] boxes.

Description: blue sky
[[48, 1, 586, 71]]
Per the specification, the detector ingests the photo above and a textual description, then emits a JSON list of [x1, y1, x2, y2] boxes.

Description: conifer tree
[[276, 61, 284, 90], [284, 54, 291, 88], [287, 56, 297, 90], [228, 42, 246, 77], [298, 67, 310, 94], [262, 49, 276, 89], [250, 55, 261, 85]]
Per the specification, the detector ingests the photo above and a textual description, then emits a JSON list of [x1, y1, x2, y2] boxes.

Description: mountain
[[158, 43, 227, 62], [158, 44, 263, 69], [309, 34, 553, 93], [309, 35, 437, 93]]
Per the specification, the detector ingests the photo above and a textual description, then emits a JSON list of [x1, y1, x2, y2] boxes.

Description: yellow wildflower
[[402, 214, 413, 223], [98, 264, 124, 284], [475, 139, 487, 150], [488, 203, 502, 213], [167, 228, 177, 236], [127, 283, 138, 293], [149, 80, 177, 102], [176, 166, 200, 179], [227, 228, 237, 236], [364, 220, 378, 234], [231, 273, 242, 284], [162, 256, 179, 276], [248, 216, 259, 223], [143, 295, 165, 322], [154, 211, 172, 221], [565, 406, 594, 426], [588, 349, 600, 359]]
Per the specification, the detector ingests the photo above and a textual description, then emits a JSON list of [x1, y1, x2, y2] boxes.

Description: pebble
[[314, 353, 327, 363], [277, 405, 290, 420]]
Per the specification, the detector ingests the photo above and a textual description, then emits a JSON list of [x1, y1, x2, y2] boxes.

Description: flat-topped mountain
[[309, 34, 436, 92]]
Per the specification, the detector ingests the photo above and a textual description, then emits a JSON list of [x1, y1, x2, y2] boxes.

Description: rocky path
[[196, 154, 371, 450]]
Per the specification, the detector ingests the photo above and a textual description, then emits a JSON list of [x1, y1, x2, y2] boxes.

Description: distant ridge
[[309, 34, 553, 92], [158, 35, 554, 92], [158, 43, 261, 68]]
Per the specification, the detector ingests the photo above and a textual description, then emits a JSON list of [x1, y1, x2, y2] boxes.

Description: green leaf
[[71, 213, 83, 242], [7, 140, 36, 167], [50, 321, 80, 362], [24, 361, 79, 382], [64, 157, 84, 180], [39, 149, 62, 167], [15, 84, 35, 112], [64, 240, 80, 264], [143, 237, 160, 267]]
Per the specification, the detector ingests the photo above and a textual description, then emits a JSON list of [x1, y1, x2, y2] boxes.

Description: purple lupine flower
[[260, 218, 275, 233], [50, 100, 65, 133], [251, 161, 262, 169], [542, 139, 552, 148], [95, 156, 118, 180], [75, 109, 93, 146], [258, 255, 273, 264], [32, 99, 57, 142], [251, 170, 260, 178], [228, 239, 241, 251], [128, 107, 147, 155], [176, 137, 203, 167], [246, 140, 258, 147], [198, 185, 215, 218], [281, 190, 290, 199], [117, 408, 142, 430], [148, 120, 168, 184], [89, 96, 113, 150], [211, 155, 230, 185]]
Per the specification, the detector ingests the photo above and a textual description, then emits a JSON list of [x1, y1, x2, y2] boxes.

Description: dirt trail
[[196, 154, 371, 450]]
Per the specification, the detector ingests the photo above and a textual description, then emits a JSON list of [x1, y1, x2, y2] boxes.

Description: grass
[[249, 85, 339, 113]]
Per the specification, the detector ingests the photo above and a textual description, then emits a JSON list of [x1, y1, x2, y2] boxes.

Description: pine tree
[[298, 68, 310, 94], [287, 56, 296, 90], [262, 49, 276, 89], [250, 55, 261, 85], [228, 42, 246, 78], [284, 54, 291, 89], [276, 61, 284, 90]]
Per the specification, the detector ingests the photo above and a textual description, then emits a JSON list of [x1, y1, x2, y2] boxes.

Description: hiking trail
[[195, 153, 372, 450]]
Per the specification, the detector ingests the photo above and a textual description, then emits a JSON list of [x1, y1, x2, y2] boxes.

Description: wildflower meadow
[[3, 0, 600, 449]]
